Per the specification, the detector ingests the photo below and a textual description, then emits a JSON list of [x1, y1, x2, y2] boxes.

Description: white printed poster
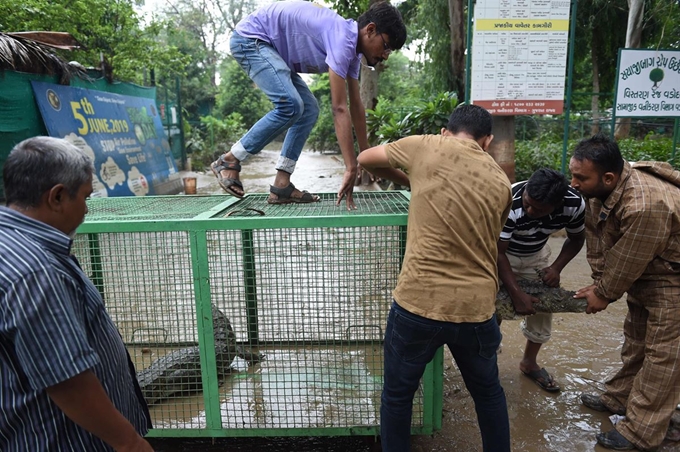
[[471, 0, 571, 115], [614, 49, 680, 117]]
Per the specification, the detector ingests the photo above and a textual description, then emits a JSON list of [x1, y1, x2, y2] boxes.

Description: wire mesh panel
[[220, 192, 411, 218], [205, 226, 408, 430], [73, 192, 441, 438], [84, 195, 236, 221], [73, 231, 208, 429]]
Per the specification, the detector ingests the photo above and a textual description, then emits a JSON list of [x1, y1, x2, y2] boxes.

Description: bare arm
[[46, 370, 153, 452], [329, 68, 358, 210], [357, 145, 410, 188], [347, 78, 369, 152], [497, 239, 538, 315], [541, 231, 586, 286]]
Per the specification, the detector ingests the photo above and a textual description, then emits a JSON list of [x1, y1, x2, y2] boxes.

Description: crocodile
[[496, 279, 586, 320], [137, 305, 262, 406]]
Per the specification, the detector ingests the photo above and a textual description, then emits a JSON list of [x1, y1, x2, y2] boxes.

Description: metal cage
[[73, 192, 444, 438]]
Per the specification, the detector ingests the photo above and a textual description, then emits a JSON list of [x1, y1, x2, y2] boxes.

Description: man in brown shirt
[[570, 134, 680, 451], [358, 104, 512, 452]]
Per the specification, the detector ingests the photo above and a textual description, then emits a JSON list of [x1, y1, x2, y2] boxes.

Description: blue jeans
[[381, 302, 510, 452], [230, 32, 320, 174]]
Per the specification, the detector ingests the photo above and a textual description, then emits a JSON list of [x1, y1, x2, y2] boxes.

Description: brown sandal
[[267, 183, 319, 204], [211, 156, 244, 197]]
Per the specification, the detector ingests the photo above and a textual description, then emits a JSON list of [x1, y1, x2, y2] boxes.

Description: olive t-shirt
[[385, 135, 512, 323]]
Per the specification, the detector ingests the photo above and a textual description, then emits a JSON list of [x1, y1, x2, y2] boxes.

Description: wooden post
[[489, 116, 516, 183]]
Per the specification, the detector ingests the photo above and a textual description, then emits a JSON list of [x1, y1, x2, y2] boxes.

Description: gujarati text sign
[[471, 0, 571, 115], [614, 49, 680, 117]]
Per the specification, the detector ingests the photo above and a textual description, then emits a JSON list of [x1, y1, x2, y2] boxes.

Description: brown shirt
[[586, 161, 680, 301], [385, 135, 512, 323]]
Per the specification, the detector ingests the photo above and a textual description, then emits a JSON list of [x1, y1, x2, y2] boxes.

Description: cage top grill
[[82, 192, 411, 227]]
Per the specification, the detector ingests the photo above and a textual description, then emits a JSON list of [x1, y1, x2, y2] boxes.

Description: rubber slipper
[[522, 367, 560, 392]]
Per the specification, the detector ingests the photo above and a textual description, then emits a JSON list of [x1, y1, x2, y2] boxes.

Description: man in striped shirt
[[497, 168, 585, 392], [0, 137, 152, 451]]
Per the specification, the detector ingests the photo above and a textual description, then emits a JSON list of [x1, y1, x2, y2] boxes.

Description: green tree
[[412, 0, 456, 96], [159, 0, 255, 87], [0, 0, 186, 83], [377, 52, 427, 106], [215, 57, 271, 129], [155, 4, 218, 122], [153, 0, 257, 127], [307, 73, 338, 152], [570, 0, 628, 134]]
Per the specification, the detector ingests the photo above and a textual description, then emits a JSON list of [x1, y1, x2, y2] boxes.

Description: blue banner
[[31, 81, 179, 197]]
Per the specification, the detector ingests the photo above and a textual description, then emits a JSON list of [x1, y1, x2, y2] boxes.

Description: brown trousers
[[601, 285, 680, 450]]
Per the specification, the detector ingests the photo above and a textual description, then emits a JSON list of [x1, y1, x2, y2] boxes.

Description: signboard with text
[[31, 82, 179, 197], [614, 49, 680, 117], [471, 0, 571, 115]]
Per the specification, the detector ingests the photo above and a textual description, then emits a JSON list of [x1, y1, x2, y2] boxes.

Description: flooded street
[[185, 149, 382, 198], [143, 149, 679, 451]]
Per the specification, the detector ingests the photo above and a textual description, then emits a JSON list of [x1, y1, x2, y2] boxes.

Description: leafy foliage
[[190, 113, 248, 169], [412, 0, 455, 95], [331, 0, 370, 20], [377, 52, 427, 105], [366, 92, 458, 143], [307, 52, 431, 152], [0, 0, 186, 83], [306, 74, 340, 153], [215, 57, 272, 129], [515, 134, 677, 182]]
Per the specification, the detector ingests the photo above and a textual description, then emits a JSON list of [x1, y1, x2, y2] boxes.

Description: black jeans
[[380, 301, 510, 452]]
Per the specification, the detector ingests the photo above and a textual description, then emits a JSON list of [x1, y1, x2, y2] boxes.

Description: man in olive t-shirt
[[358, 104, 513, 452]]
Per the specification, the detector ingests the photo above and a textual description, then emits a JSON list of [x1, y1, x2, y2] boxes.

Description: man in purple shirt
[[211, 1, 406, 209]]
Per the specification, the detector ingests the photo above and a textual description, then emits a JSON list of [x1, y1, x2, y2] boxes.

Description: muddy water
[[149, 151, 679, 451], [186, 149, 381, 197]]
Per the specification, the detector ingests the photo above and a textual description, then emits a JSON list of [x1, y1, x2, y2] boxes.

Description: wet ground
[[147, 150, 679, 451], [182, 148, 382, 198]]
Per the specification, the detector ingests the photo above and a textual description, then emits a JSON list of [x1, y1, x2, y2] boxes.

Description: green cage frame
[[74, 192, 444, 438]]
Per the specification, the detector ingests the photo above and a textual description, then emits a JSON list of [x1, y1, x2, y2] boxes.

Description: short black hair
[[526, 168, 569, 205], [358, 2, 407, 50], [573, 133, 624, 175], [446, 104, 492, 140]]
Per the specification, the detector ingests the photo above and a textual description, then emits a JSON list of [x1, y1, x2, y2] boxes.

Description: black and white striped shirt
[[0, 207, 150, 451], [500, 181, 585, 256]]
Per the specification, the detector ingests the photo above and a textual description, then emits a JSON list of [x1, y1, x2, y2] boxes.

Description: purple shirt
[[235, 1, 361, 79]]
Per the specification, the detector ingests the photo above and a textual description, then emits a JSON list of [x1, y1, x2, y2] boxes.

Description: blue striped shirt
[[0, 207, 150, 451]]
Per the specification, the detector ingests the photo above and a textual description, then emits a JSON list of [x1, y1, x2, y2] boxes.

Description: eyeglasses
[[378, 32, 392, 55]]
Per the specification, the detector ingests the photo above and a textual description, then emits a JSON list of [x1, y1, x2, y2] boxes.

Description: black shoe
[[581, 393, 609, 411], [580, 393, 626, 415], [596, 429, 635, 450]]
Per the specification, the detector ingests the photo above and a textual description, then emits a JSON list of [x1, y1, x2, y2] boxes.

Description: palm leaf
[[0, 32, 87, 84]]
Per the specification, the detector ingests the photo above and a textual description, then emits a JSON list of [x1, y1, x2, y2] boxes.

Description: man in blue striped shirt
[[0, 137, 152, 451], [497, 168, 586, 393]]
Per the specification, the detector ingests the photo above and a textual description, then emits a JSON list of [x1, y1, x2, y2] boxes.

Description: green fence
[[72, 191, 444, 438]]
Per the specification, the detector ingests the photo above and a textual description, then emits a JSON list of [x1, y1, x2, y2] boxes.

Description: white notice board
[[614, 49, 680, 117], [471, 0, 571, 115]]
